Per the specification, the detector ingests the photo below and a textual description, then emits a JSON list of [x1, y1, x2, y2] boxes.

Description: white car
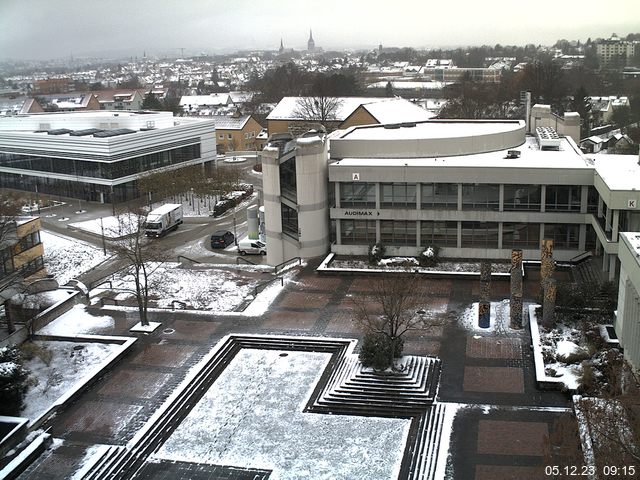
[[238, 240, 267, 255]]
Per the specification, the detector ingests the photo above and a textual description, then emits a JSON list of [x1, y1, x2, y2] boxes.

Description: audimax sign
[[344, 210, 379, 216]]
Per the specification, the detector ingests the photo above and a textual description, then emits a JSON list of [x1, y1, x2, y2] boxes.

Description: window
[[545, 185, 581, 212], [279, 157, 297, 201], [587, 186, 598, 213], [16, 231, 40, 253], [281, 204, 298, 239], [420, 221, 457, 247], [380, 183, 417, 209], [219, 134, 224, 140], [227, 134, 233, 140], [245, 133, 249, 139], [503, 185, 541, 211], [421, 183, 457, 209], [339, 182, 375, 208], [341, 220, 376, 244], [380, 220, 416, 246], [462, 184, 499, 210], [544, 224, 579, 249], [461, 222, 499, 248], [502, 223, 540, 249]]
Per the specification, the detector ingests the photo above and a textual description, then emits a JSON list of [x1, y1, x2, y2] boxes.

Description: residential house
[[266, 97, 435, 136], [92, 89, 146, 110], [210, 114, 263, 153]]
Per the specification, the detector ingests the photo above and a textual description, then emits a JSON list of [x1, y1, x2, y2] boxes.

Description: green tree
[[612, 105, 631, 130], [0, 346, 29, 416], [385, 81, 394, 97], [141, 92, 163, 110], [570, 86, 592, 138]]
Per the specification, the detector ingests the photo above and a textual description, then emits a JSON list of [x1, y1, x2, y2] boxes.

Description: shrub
[[368, 243, 386, 265], [0, 346, 30, 416], [418, 246, 440, 267], [579, 360, 597, 394], [359, 333, 404, 371], [253, 163, 262, 173]]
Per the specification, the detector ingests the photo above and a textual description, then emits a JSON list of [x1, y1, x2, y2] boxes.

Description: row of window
[[12, 231, 41, 255], [0, 144, 201, 180], [340, 220, 583, 250], [337, 182, 597, 213], [217, 131, 257, 140]]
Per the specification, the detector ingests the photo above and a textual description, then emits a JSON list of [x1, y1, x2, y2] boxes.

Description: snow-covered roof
[[331, 136, 589, 170], [359, 98, 435, 124], [209, 114, 252, 130], [590, 153, 640, 191], [180, 94, 232, 108], [266, 96, 393, 121]]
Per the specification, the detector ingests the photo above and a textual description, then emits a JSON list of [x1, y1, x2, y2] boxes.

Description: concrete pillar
[[609, 255, 617, 282], [603, 252, 609, 272], [580, 185, 589, 214], [499, 184, 504, 212], [579, 224, 587, 251], [540, 185, 546, 213], [510, 249, 523, 328], [542, 279, 557, 328], [612, 210, 620, 241], [247, 205, 259, 240], [479, 262, 491, 328]]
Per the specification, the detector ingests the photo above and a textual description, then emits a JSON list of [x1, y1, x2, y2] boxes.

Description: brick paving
[[15, 259, 575, 479], [477, 420, 549, 456]]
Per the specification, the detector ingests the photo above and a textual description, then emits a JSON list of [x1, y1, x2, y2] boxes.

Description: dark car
[[210, 230, 234, 248]]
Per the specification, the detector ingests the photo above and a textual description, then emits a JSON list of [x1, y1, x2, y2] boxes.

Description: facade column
[[580, 185, 589, 214], [499, 184, 504, 212], [579, 224, 587, 251], [612, 210, 620, 241], [609, 255, 617, 282], [540, 185, 546, 213], [457, 183, 463, 211], [334, 182, 341, 208], [335, 219, 342, 245]]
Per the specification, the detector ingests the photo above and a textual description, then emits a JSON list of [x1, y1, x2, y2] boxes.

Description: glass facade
[[381, 183, 417, 209], [421, 183, 457, 209], [461, 222, 499, 248], [281, 203, 299, 239], [545, 185, 581, 212], [420, 221, 458, 247], [341, 220, 376, 245], [340, 182, 375, 208], [462, 184, 500, 210], [502, 223, 540, 249], [544, 224, 580, 249], [0, 144, 200, 180], [380, 220, 416, 245], [279, 157, 297, 202], [503, 184, 541, 211]]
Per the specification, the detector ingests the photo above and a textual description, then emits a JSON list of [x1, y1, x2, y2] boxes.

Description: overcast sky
[[1, 0, 639, 60]]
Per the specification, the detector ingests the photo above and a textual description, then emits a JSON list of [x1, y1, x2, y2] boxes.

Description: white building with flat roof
[[0, 111, 216, 204], [261, 119, 640, 280]]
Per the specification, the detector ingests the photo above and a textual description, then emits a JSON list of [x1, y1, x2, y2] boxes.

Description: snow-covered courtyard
[[154, 349, 410, 479], [41, 231, 108, 285], [20, 340, 120, 421]]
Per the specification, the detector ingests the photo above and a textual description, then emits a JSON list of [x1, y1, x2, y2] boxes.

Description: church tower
[[279, 38, 284, 55], [307, 29, 315, 52]]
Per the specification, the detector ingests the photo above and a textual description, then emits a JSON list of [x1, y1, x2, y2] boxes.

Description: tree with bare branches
[[292, 96, 343, 132], [351, 272, 444, 370], [107, 208, 167, 326]]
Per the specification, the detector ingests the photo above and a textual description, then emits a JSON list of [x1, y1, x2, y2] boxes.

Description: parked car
[[211, 230, 234, 248], [237, 240, 267, 255]]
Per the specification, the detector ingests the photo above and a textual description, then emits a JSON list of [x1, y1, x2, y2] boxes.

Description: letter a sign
[[628, 199, 637, 209], [352, 173, 360, 181]]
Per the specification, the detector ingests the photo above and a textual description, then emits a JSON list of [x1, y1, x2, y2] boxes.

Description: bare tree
[[292, 96, 343, 131], [352, 272, 445, 370], [1, 197, 25, 333], [107, 208, 167, 326]]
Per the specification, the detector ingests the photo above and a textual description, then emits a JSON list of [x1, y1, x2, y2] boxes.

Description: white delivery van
[[237, 240, 267, 255]]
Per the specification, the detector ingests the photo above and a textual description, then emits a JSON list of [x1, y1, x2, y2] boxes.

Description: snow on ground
[[459, 300, 514, 333], [41, 231, 108, 285], [154, 349, 410, 480], [68, 213, 140, 238], [107, 263, 259, 311], [20, 341, 119, 420], [38, 304, 114, 336]]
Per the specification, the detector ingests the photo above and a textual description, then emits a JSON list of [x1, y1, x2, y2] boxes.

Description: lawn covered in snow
[[41, 231, 108, 285], [107, 263, 259, 311], [38, 304, 114, 336], [20, 340, 119, 420], [154, 349, 410, 479]]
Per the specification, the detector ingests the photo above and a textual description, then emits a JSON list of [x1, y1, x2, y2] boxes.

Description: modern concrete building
[[596, 35, 638, 67], [616, 232, 640, 370], [0, 111, 216, 204], [261, 115, 640, 281], [0, 217, 45, 286]]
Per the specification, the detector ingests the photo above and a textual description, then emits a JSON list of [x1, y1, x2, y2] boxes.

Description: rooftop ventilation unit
[[535, 126, 561, 150]]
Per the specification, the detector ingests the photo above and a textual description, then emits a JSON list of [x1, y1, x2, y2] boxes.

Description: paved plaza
[[16, 260, 572, 480]]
